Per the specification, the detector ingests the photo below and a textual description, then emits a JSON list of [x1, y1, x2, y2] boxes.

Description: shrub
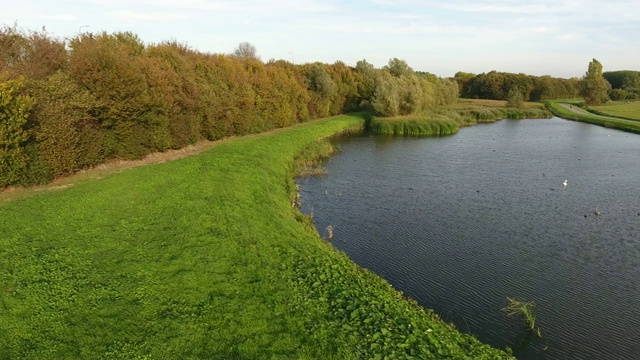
[[0, 76, 34, 187]]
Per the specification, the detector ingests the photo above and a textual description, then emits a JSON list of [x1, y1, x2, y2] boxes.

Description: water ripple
[[298, 118, 640, 359]]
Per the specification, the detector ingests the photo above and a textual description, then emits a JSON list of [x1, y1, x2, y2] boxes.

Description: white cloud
[[90, 0, 337, 15], [557, 33, 577, 41], [2, 0, 639, 78], [109, 10, 189, 22], [321, 23, 476, 36]]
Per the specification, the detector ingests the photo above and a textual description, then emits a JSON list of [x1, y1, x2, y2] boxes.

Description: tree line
[[603, 70, 640, 100], [454, 59, 639, 105], [453, 71, 581, 102], [0, 25, 457, 188]]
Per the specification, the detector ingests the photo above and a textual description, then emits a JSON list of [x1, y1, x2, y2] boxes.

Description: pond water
[[296, 117, 640, 359]]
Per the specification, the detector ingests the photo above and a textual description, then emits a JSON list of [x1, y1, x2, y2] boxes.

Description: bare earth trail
[[0, 121, 312, 203]]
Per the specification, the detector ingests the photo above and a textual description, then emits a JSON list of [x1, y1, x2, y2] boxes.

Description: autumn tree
[[69, 32, 155, 159], [580, 58, 611, 105], [0, 76, 35, 186], [29, 71, 102, 177], [0, 25, 67, 80], [145, 41, 201, 149]]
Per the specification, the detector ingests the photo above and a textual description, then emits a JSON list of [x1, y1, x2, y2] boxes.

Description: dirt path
[[1, 140, 219, 203], [0, 117, 340, 203]]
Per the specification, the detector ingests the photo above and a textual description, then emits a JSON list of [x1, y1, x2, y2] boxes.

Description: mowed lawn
[[590, 101, 640, 121], [0, 114, 512, 359]]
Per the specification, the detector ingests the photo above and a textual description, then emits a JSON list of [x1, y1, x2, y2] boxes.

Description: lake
[[296, 117, 640, 359]]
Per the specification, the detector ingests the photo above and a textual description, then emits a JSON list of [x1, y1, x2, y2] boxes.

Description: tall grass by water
[[503, 298, 541, 338], [0, 114, 512, 359], [371, 99, 551, 136]]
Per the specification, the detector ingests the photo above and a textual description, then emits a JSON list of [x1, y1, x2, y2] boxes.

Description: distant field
[[590, 101, 640, 121], [449, 98, 547, 110]]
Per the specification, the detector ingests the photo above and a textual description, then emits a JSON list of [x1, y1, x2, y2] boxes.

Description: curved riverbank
[[0, 114, 512, 359], [297, 117, 640, 359], [543, 100, 640, 134]]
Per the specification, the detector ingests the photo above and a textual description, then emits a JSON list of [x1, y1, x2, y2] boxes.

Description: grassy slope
[[0, 114, 512, 359], [543, 99, 640, 134], [589, 101, 640, 121]]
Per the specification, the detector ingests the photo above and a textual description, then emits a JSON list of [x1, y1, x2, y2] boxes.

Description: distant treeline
[[453, 71, 581, 101], [0, 25, 457, 188], [602, 71, 640, 100]]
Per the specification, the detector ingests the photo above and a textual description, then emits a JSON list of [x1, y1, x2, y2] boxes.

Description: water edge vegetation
[[542, 99, 640, 134], [370, 99, 551, 136]]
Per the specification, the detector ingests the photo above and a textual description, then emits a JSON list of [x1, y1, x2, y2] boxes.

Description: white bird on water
[[563, 180, 568, 186]]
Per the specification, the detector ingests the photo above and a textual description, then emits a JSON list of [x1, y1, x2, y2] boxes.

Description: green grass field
[[543, 100, 640, 134], [589, 101, 640, 121], [0, 114, 512, 359]]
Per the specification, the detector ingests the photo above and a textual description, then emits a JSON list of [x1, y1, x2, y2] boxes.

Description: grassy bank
[[371, 99, 551, 136], [543, 99, 640, 134], [589, 101, 640, 121], [0, 114, 512, 359]]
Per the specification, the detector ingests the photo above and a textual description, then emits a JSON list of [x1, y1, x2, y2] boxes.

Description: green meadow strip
[[0, 113, 512, 359], [588, 101, 640, 121], [543, 100, 640, 134]]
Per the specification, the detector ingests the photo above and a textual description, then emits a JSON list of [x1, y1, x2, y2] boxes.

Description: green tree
[[0, 76, 35, 187], [452, 71, 476, 98], [580, 58, 611, 105], [608, 88, 627, 101], [385, 58, 413, 77], [306, 63, 335, 117], [371, 72, 400, 116], [354, 59, 377, 109], [506, 85, 525, 108]]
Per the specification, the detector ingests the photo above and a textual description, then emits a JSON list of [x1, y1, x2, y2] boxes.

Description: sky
[[2, 0, 639, 78]]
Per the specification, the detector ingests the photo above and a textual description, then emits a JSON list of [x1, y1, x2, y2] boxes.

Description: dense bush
[[371, 60, 458, 117], [0, 76, 35, 187], [0, 27, 346, 187], [453, 70, 580, 101]]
